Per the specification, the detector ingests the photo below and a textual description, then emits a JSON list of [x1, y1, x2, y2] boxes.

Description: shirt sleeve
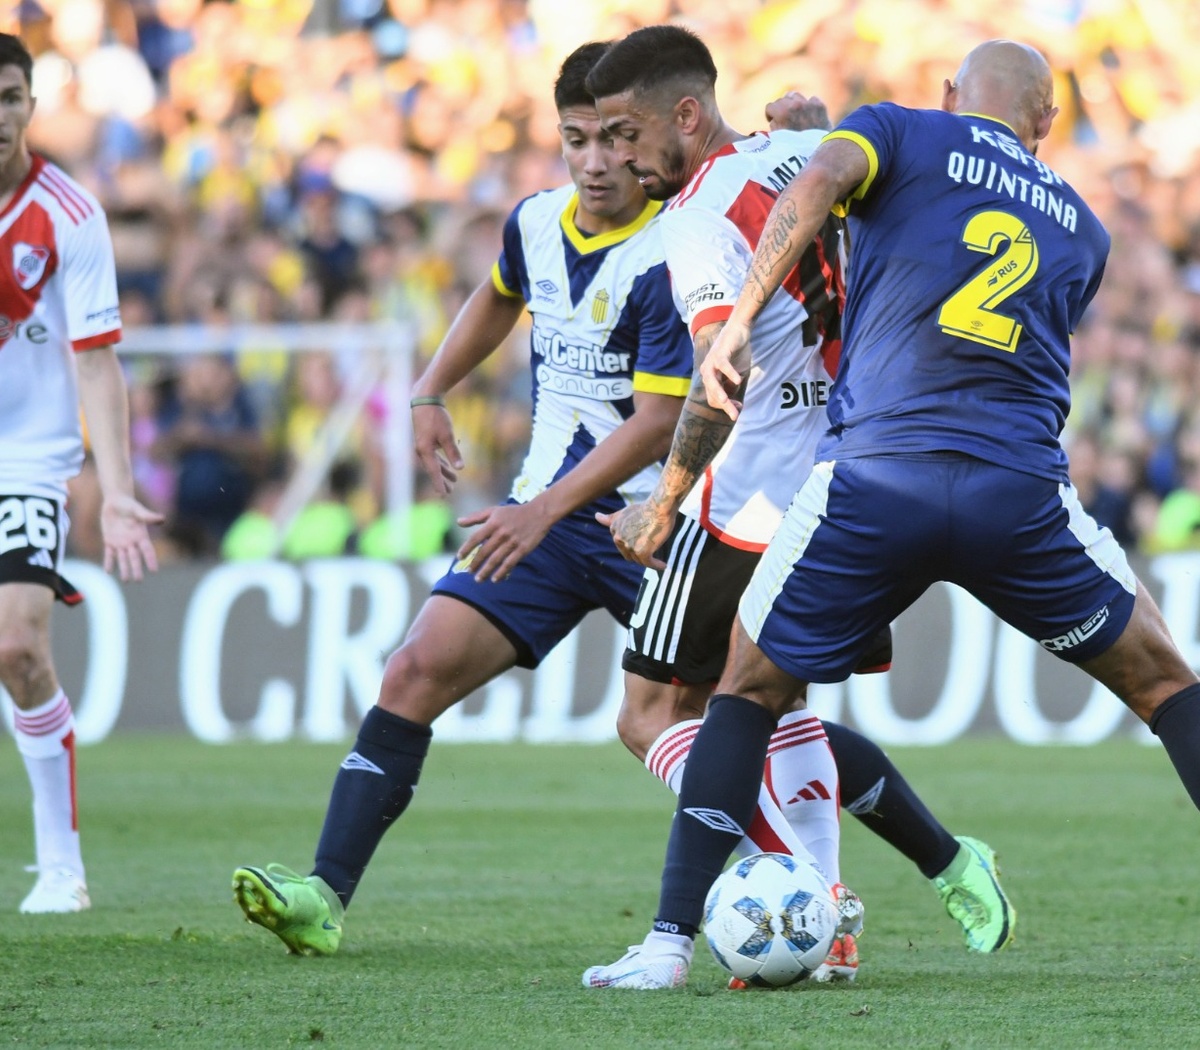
[[627, 260, 692, 396], [824, 102, 904, 217], [62, 209, 122, 351], [659, 203, 755, 337], [492, 199, 530, 301]]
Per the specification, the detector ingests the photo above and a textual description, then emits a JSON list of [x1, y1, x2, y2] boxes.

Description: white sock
[[12, 689, 84, 879], [644, 930, 695, 959], [644, 718, 819, 866], [765, 711, 841, 885]]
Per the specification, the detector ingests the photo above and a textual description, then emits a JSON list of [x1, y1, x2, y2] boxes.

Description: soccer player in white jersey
[[0, 34, 160, 913], [582, 26, 1014, 989]]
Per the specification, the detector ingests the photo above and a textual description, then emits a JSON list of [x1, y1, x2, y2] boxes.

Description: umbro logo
[[786, 779, 832, 805], [535, 280, 557, 295], [843, 777, 885, 816], [340, 751, 384, 775], [683, 807, 744, 835]]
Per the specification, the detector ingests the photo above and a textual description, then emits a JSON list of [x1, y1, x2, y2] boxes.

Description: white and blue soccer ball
[[702, 852, 839, 987]]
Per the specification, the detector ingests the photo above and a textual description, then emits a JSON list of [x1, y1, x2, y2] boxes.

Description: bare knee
[[377, 642, 457, 724], [615, 691, 672, 761], [0, 629, 55, 708], [715, 617, 807, 717], [616, 675, 708, 762], [1080, 583, 1199, 722]]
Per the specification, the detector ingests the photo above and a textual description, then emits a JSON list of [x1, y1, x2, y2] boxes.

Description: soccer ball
[[702, 852, 839, 987]]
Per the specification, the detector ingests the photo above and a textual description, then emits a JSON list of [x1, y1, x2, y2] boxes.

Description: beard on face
[[639, 140, 690, 200]]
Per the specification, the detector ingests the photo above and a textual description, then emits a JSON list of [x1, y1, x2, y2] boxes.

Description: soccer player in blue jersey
[[588, 38, 1200, 989], [230, 42, 694, 954]]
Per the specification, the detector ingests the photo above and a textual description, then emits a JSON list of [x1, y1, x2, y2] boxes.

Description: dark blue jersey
[[817, 103, 1109, 481]]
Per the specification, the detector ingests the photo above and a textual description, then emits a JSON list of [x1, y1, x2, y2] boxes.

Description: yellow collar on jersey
[[959, 112, 1019, 137], [559, 194, 661, 254]]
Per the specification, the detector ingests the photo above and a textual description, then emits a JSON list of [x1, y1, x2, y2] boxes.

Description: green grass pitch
[[1, 736, 1198, 1048]]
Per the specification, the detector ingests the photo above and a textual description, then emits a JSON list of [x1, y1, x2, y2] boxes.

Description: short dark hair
[[554, 41, 612, 111], [0, 34, 32, 89], [584, 25, 717, 101]]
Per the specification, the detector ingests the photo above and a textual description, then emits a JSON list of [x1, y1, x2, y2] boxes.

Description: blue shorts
[[739, 454, 1138, 683], [432, 504, 644, 668]]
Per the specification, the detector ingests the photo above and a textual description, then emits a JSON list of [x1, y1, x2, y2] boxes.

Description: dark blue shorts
[[739, 454, 1138, 683], [431, 504, 644, 668]]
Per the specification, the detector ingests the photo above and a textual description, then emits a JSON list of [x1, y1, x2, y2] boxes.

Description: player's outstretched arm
[[703, 137, 868, 416], [75, 345, 163, 581], [459, 388, 684, 582], [603, 323, 737, 567], [411, 279, 526, 496]]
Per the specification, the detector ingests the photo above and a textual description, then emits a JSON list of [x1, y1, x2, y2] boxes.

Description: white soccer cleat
[[19, 867, 91, 914], [831, 882, 864, 937], [583, 935, 693, 990]]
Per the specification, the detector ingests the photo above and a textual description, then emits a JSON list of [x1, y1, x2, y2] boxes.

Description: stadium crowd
[[5, 0, 1199, 561]]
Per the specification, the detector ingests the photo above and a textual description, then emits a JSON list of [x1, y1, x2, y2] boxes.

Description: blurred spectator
[[1151, 460, 1200, 552], [283, 347, 381, 520], [357, 472, 453, 561], [295, 170, 365, 314], [280, 460, 361, 560], [154, 353, 269, 554]]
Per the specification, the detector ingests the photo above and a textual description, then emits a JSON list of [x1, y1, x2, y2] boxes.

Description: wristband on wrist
[[410, 395, 446, 408]]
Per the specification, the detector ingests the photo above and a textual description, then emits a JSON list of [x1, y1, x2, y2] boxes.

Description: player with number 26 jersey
[[817, 102, 1109, 481]]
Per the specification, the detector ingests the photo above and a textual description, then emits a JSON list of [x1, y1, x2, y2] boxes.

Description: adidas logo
[[786, 779, 832, 805], [26, 549, 53, 569], [340, 751, 384, 775]]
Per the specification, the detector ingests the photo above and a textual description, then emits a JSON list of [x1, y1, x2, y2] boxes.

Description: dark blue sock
[[824, 720, 960, 879], [312, 706, 432, 907], [654, 694, 777, 938], [1149, 683, 1200, 811]]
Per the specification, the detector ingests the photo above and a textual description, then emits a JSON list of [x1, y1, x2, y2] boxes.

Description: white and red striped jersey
[[662, 129, 844, 550], [0, 155, 121, 498]]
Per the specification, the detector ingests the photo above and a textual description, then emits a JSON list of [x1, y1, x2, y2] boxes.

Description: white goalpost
[[116, 322, 419, 556]]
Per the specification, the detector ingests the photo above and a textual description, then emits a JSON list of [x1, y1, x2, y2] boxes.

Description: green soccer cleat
[[932, 836, 1016, 952], [232, 864, 344, 956]]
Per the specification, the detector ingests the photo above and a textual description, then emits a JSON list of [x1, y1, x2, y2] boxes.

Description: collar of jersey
[[959, 112, 1019, 137], [0, 152, 45, 222], [559, 194, 662, 254]]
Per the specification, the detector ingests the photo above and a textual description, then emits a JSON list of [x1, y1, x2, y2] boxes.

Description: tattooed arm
[[701, 136, 870, 419], [599, 323, 746, 568]]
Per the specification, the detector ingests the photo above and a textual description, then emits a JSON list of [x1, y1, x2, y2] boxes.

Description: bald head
[[943, 40, 1057, 152]]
